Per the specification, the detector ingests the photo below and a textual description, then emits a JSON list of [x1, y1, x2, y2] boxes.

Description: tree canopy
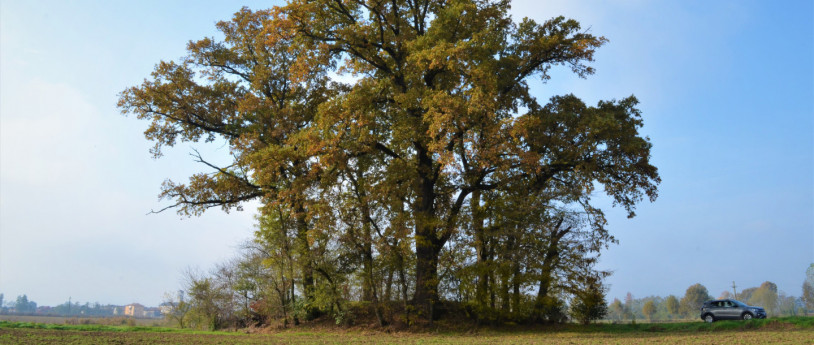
[[679, 283, 710, 317], [119, 0, 659, 324]]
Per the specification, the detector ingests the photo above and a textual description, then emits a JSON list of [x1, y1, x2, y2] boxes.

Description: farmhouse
[[123, 303, 144, 317]]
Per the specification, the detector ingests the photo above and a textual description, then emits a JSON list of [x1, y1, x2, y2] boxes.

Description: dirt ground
[[2, 327, 813, 344]]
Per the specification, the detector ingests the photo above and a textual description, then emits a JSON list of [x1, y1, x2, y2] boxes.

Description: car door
[[708, 301, 724, 319], [721, 300, 739, 319]]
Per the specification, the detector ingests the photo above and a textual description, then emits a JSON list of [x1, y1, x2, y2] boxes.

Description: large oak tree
[[120, 0, 659, 320]]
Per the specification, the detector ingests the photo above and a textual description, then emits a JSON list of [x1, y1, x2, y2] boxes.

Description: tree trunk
[[412, 144, 441, 319], [397, 251, 409, 313], [534, 220, 569, 321], [512, 264, 521, 314], [294, 204, 317, 319], [536, 275, 551, 302], [364, 251, 386, 326], [385, 269, 393, 302], [489, 272, 496, 309], [362, 227, 373, 302], [413, 235, 440, 318], [501, 229, 516, 312], [472, 190, 489, 311], [500, 274, 510, 312]]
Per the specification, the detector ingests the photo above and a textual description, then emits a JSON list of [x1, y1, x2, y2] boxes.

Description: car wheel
[[704, 314, 714, 323], [742, 313, 753, 320]]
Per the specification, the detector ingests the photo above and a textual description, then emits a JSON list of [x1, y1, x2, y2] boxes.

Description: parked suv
[[699, 299, 766, 322]]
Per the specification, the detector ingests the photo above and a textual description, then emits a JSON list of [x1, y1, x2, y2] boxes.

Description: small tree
[[679, 284, 710, 317], [570, 280, 608, 325], [803, 282, 814, 315], [608, 298, 624, 322], [664, 295, 679, 319], [748, 281, 778, 316], [804, 264, 814, 316], [642, 300, 656, 322], [739, 287, 757, 303], [182, 269, 230, 331], [777, 292, 798, 316], [162, 292, 192, 328], [623, 292, 635, 321]]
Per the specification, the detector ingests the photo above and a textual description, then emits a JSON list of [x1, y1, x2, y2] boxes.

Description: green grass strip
[[576, 316, 814, 333]]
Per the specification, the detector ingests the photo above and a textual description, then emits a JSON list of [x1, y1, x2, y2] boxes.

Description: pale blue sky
[[1, 0, 811, 307]]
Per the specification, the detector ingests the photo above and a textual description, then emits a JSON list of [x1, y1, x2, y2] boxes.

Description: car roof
[[707, 299, 745, 303]]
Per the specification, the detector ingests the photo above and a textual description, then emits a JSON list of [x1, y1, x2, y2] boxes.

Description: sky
[[0, 0, 811, 307]]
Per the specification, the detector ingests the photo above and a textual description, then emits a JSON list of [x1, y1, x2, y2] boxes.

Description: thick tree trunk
[[412, 144, 441, 319], [534, 256, 557, 322], [536, 275, 552, 302], [294, 204, 318, 319], [362, 276, 372, 301], [534, 220, 569, 321], [413, 234, 440, 318]]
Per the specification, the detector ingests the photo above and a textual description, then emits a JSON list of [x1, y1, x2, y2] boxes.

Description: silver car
[[700, 299, 767, 322]]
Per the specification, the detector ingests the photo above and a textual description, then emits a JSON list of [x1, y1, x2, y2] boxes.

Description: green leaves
[[512, 94, 659, 217], [120, 0, 660, 323]]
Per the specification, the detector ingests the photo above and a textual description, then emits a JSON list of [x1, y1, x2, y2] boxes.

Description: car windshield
[[731, 300, 747, 307]]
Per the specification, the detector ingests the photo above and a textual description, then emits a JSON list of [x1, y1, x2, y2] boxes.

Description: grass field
[[1, 317, 812, 344]]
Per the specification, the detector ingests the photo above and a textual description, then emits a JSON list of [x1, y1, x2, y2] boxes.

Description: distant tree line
[[0, 294, 140, 317], [0, 294, 37, 315], [604, 265, 814, 323], [48, 301, 121, 317]]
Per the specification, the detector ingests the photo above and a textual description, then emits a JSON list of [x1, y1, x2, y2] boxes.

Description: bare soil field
[[1, 327, 812, 344], [0, 315, 162, 327]]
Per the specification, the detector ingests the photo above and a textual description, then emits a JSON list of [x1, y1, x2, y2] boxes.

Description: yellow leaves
[[409, 40, 462, 73], [113, 2, 666, 321], [120, 0, 658, 261]]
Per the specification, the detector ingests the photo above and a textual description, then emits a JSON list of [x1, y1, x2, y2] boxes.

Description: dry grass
[[1, 321, 813, 344], [0, 315, 162, 327]]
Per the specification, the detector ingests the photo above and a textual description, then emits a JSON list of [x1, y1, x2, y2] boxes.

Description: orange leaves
[[117, 2, 663, 318]]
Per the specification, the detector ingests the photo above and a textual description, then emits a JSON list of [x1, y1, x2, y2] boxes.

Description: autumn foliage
[[119, 0, 659, 326]]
